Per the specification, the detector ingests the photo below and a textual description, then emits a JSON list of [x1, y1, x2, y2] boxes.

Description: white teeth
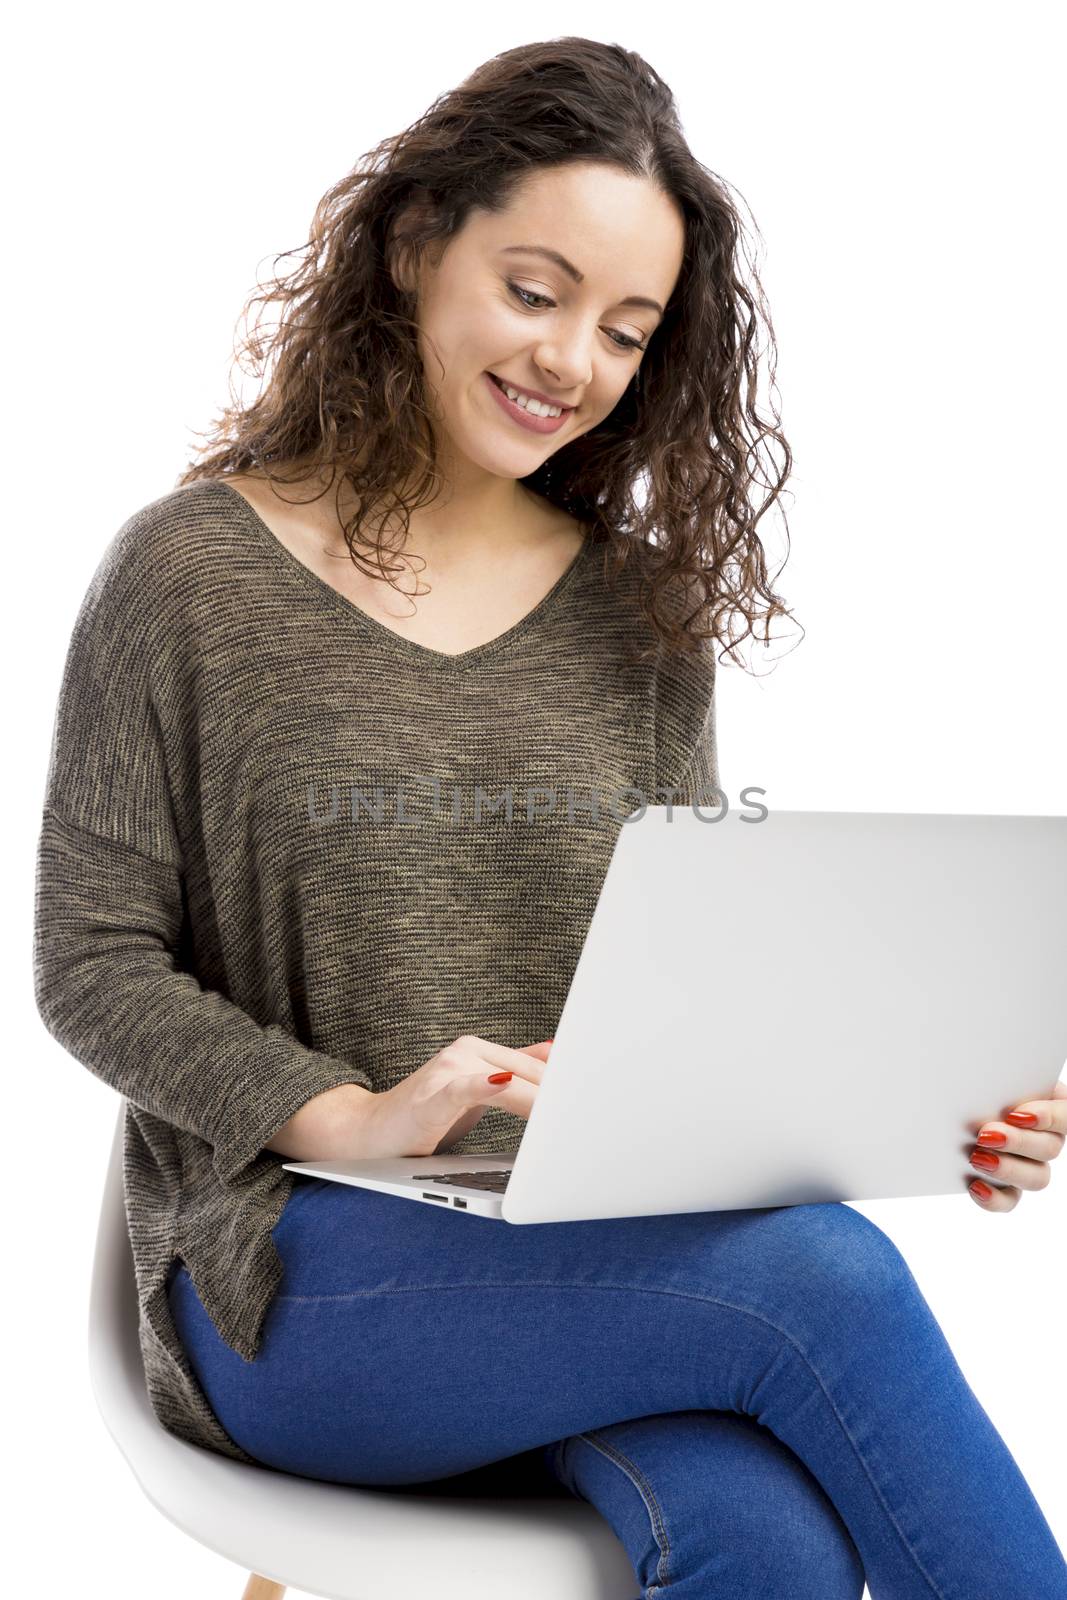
[[498, 379, 562, 418]]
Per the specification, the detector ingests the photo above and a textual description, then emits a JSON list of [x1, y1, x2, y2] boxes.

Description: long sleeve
[[32, 514, 370, 1188]]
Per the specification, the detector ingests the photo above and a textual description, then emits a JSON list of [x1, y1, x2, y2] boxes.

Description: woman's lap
[[167, 1178, 1067, 1600], [167, 1178, 895, 1482]]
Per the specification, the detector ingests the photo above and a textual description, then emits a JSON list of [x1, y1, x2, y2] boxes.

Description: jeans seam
[[270, 1277, 944, 1597], [576, 1429, 673, 1596]]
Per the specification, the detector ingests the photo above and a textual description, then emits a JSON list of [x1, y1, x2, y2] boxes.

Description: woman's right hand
[[358, 1035, 554, 1159]]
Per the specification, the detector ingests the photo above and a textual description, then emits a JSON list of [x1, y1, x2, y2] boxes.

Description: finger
[[459, 1036, 550, 1082], [968, 1177, 1021, 1211], [1002, 1085, 1067, 1137], [975, 1122, 1065, 1161], [968, 1149, 1052, 1192], [462, 1068, 538, 1119]]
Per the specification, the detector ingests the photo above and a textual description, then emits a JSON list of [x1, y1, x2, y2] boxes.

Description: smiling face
[[393, 162, 686, 483]]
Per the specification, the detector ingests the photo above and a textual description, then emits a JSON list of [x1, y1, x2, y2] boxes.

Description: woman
[[33, 37, 1066, 1598]]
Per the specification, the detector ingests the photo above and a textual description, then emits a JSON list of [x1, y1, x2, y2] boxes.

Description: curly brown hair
[[177, 36, 798, 668]]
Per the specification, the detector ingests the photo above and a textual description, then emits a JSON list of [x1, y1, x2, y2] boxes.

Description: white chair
[[89, 1100, 639, 1599]]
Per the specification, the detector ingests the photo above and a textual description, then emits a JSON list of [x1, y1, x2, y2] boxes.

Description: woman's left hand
[[967, 1078, 1067, 1209]]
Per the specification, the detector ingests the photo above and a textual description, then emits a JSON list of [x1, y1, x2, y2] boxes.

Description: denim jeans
[[166, 1176, 1067, 1599]]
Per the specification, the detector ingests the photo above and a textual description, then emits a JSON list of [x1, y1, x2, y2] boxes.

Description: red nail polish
[[976, 1130, 1007, 1146], [1006, 1111, 1038, 1126], [487, 1071, 512, 1083], [970, 1150, 1000, 1171], [970, 1180, 993, 1200]]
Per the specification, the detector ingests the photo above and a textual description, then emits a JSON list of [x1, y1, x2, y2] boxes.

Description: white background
[[6, 1, 1064, 1595]]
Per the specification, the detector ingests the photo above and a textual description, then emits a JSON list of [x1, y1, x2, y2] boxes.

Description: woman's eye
[[505, 280, 646, 352], [508, 282, 552, 311]]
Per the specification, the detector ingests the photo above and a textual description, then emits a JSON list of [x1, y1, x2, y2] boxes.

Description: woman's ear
[[387, 187, 438, 297]]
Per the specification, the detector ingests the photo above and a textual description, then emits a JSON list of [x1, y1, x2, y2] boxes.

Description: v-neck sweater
[[32, 477, 720, 1463]]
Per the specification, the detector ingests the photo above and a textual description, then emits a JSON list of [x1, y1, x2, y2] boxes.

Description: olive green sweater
[[32, 478, 720, 1463]]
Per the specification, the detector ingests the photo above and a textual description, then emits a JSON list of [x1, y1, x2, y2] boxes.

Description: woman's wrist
[[265, 1082, 376, 1160]]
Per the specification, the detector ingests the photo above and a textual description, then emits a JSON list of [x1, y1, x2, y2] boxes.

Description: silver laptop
[[284, 805, 1067, 1222]]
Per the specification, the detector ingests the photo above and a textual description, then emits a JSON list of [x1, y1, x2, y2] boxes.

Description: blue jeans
[[167, 1177, 1067, 1599]]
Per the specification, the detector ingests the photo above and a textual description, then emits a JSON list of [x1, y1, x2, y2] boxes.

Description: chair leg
[[241, 1575, 286, 1599]]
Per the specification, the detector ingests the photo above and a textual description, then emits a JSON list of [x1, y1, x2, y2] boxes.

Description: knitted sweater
[[32, 478, 720, 1463]]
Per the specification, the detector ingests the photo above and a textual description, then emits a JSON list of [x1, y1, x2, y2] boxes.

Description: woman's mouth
[[485, 372, 573, 435]]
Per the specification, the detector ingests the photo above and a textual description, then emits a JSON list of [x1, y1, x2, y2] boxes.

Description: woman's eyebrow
[[497, 244, 664, 316]]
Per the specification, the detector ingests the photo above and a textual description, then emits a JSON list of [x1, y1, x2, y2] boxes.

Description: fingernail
[[546, 1038, 554, 1044], [487, 1072, 512, 1083], [1006, 1111, 1038, 1126], [976, 1130, 1007, 1146], [970, 1150, 1000, 1171], [970, 1180, 993, 1200]]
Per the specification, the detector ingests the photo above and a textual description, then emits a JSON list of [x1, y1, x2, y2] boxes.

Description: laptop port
[[453, 1197, 468, 1208], [421, 1192, 448, 1202]]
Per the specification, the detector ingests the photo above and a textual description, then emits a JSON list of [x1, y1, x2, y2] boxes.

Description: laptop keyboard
[[417, 1170, 512, 1193]]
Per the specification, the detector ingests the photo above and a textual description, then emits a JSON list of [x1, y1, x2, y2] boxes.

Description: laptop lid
[[500, 806, 1067, 1223]]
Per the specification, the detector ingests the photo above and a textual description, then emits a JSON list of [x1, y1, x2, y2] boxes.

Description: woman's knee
[[699, 1491, 866, 1597], [742, 1202, 916, 1314], [692, 1418, 867, 1596], [686, 1202, 926, 1393], [557, 1411, 866, 1599]]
